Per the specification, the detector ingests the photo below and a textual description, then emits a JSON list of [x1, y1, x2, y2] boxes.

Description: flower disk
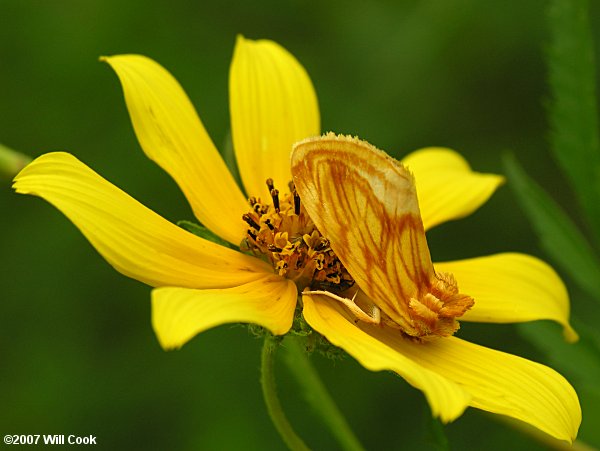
[[241, 179, 354, 293]]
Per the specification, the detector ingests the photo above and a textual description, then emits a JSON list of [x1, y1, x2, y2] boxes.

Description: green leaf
[[176, 220, 237, 249], [424, 416, 450, 451], [519, 320, 600, 387], [503, 153, 600, 300], [546, 0, 600, 238], [0, 143, 31, 181]]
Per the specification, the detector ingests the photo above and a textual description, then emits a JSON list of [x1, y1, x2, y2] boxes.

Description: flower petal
[[302, 293, 472, 422], [365, 327, 581, 443], [304, 294, 581, 442], [102, 54, 247, 245], [152, 276, 297, 349], [435, 253, 578, 342], [230, 36, 320, 200], [13, 152, 272, 288], [401, 148, 504, 230]]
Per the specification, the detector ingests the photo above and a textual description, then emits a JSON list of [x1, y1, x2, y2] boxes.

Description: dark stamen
[[247, 230, 257, 241], [242, 213, 260, 230], [266, 178, 275, 192], [268, 244, 283, 252], [314, 239, 329, 252], [265, 219, 275, 231], [293, 189, 301, 215], [271, 189, 280, 212], [248, 196, 257, 206]]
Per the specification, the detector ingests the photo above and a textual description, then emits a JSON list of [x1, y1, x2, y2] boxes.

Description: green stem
[[282, 336, 365, 451], [261, 335, 310, 451], [0, 143, 31, 181]]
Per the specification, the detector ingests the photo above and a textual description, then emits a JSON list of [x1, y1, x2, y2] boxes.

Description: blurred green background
[[2, 0, 599, 449]]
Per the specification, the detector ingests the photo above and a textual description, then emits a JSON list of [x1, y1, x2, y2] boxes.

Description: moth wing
[[291, 134, 435, 330]]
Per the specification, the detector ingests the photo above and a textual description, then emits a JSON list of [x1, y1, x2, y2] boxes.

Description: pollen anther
[[270, 188, 280, 212], [242, 213, 260, 230], [241, 178, 354, 292]]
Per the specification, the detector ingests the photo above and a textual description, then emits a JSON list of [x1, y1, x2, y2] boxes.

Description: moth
[[291, 133, 473, 339]]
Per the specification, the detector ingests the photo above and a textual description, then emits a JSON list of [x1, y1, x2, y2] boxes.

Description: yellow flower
[[13, 36, 580, 442]]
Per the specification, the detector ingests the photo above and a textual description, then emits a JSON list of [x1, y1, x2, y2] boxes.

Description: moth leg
[[303, 289, 381, 325]]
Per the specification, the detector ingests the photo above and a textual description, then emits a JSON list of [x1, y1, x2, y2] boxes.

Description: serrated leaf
[[503, 153, 600, 300], [546, 0, 600, 237], [177, 220, 237, 249]]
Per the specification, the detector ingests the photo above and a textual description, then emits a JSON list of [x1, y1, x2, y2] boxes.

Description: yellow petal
[[302, 293, 472, 422], [304, 294, 581, 442], [401, 148, 504, 230], [13, 152, 272, 288], [102, 54, 247, 245], [365, 326, 581, 443], [152, 276, 297, 349], [435, 253, 578, 342], [230, 36, 320, 200]]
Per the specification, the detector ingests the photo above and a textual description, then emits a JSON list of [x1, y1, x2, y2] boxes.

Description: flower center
[[241, 179, 354, 292]]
